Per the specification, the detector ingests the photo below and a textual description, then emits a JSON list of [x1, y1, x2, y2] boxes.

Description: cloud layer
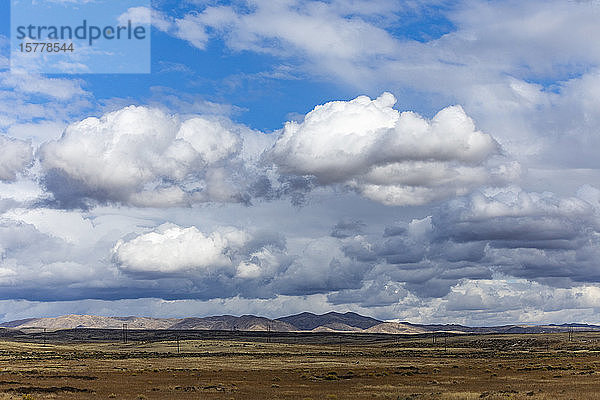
[[30, 94, 520, 209], [111, 222, 371, 301], [2, 0, 600, 324]]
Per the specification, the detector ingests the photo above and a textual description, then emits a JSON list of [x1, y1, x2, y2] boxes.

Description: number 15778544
[[19, 42, 74, 52]]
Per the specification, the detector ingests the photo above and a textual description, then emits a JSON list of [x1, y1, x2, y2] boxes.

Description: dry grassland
[[0, 331, 598, 399]]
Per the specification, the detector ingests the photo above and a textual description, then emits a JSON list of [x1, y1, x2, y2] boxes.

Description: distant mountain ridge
[[170, 315, 296, 332], [2, 312, 600, 334], [276, 311, 381, 330]]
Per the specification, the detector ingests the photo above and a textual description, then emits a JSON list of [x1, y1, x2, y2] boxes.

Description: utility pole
[[177, 336, 180, 354], [444, 333, 447, 352], [122, 323, 128, 344], [568, 327, 573, 342]]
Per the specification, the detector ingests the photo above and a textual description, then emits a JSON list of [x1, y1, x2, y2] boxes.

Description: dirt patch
[[5, 386, 94, 394]]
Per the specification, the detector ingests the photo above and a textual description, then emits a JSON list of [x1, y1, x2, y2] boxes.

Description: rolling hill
[[276, 311, 382, 330]]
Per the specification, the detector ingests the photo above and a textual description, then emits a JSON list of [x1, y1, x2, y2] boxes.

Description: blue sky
[[2, 0, 457, 129], [1, 0, 600, 325]]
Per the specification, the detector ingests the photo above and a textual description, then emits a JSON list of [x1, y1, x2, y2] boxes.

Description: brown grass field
[[0, 330, 599, 399]]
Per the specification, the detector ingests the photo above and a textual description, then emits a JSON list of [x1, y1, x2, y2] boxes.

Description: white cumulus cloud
[[269, 93, 517, 205], [38, 106, 251, 207], [113, 224, 249, 275]]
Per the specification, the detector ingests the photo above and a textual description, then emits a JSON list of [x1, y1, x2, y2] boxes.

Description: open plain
[[0, 330, 598, 399]]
